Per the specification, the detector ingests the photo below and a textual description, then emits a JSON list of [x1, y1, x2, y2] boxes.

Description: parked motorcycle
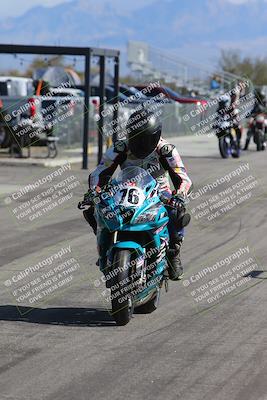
[[78, 166, 188, 326]]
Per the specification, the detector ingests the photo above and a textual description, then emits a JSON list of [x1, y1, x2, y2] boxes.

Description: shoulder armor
[[159, 143, 175, 157], [113, 140, 127, 153]]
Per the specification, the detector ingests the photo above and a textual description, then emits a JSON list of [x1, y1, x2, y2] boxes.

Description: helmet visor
[[128, 130, 160, 158]]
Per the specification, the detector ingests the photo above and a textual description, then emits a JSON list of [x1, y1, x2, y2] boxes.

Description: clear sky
[[0, 0, 72, 18], [0, 0, 159, 18], [0, 0, 260, 18]]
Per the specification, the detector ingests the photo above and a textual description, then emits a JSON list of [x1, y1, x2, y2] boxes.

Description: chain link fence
[[45, 84, 255, 161], [51, 100, 206, 149]]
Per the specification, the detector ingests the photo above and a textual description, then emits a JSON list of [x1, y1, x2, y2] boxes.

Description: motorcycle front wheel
[[254, 130, 264, 151], [110, 249, 132, 326], [231, 140, 240, 158], [218, 136, 231, 158]]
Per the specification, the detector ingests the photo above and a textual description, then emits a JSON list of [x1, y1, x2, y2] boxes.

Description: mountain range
[[0, 0, 266, 69]]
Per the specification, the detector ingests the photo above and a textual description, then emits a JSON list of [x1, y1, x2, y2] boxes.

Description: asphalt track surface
[[0, 136, 267, 400]]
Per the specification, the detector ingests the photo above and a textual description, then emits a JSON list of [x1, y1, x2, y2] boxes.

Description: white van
[[0, 76, 34, 97]]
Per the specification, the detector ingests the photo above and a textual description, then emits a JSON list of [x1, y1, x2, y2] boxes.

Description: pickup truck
[[0, 76, 53, 155], [0, 77, 91, 156]]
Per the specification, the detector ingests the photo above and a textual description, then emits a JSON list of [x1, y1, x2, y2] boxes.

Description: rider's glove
[[169, 191, 191, 229], [169, 191, 186, 211], [83, 188, 96, 205]]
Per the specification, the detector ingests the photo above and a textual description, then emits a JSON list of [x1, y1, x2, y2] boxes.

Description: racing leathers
[[86, 137, 192, 280], [244, 100, 266, 150]]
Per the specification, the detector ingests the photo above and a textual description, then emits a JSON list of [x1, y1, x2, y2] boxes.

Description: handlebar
[[78, 188, 188, 211], [78, 184, 114, 210], [77, 199, 93, 210]]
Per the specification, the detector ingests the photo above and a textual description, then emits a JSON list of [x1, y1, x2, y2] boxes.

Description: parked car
[[117, 84, 175, 104], [134, 84, 207, 106], [49, 87, 84, 98], [118, 84, 149, 102], [91, 85, 129, 105]]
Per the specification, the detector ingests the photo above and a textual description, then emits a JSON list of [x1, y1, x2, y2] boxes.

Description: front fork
[[96, 228, 114, 274], [97, 227, 170, 293]]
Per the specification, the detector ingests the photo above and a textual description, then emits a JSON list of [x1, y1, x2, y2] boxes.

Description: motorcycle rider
[[229, 92, 242, 151], [244, 90, 266, 150], [215, 94, 231, 134], [83, 108, 192, 281], [215, 94, 241, 154]]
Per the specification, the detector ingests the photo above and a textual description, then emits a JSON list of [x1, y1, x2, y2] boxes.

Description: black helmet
[[218, 94, 231, 109], [126, 108, 162, 158]]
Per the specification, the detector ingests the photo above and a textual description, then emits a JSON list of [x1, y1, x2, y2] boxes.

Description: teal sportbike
[[79, 166, 171, 326]]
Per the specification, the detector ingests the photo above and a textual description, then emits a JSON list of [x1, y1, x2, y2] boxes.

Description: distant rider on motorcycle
[[244, 90, 266, 150], [229, 91, 242, 151], [215, 94, 232, 134], [215, 94, 241, 154], [83, 108, 192, 281]]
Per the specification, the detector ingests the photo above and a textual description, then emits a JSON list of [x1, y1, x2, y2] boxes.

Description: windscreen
[[113, 167, 155, 208]]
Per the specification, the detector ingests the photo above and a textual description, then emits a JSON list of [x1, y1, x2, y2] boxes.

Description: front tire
[[111, 249, 132, 326], [231, 141, 240, 158], [218, 137, 231, 158]]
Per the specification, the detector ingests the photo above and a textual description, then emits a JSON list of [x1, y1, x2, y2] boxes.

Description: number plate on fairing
[[114, 186, 146, 208]]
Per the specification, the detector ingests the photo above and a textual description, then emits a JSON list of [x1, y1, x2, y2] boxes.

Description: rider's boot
[[167, 237, 184, 281]]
